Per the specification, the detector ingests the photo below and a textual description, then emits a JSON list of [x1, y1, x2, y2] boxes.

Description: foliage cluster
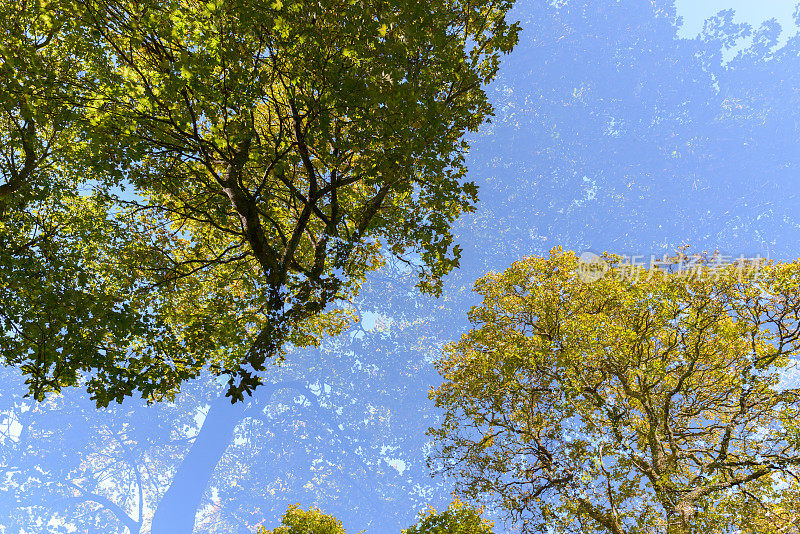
[[259, 500, 494, 534]]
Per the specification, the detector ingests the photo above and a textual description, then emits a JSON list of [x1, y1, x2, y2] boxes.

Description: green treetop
[[0, 0, 519, 405]]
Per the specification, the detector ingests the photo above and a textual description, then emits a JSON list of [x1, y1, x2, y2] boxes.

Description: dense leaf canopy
[[0, 0, 519, 404]]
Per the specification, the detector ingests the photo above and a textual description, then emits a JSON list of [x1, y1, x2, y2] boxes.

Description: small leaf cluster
[[259, 500, 494, 534]]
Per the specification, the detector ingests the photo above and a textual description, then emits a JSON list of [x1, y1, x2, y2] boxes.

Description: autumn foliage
[[430, 249, 800, 534]]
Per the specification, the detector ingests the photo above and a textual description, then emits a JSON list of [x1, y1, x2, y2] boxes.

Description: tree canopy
[[0, 0, 519, 404], [430, 249, 800, 534]]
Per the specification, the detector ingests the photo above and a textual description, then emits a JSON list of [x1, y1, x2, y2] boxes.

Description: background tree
[[0, 362, 209, 534], [430, 249, 800, 534]]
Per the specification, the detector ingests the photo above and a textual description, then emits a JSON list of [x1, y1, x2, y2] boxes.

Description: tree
[[402, 499, 496, 534], [1, 0, 520, 406], [258, 504, 349, 534], [79, 0, 519, 403], [429, 249, 800, 534]]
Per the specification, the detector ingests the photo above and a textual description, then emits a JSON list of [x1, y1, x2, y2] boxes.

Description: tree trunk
[[148, 380, 381, 533], [149, 394, 250, 534], [667, 502, 695, 534]]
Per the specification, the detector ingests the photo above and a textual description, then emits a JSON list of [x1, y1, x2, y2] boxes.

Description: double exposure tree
[[6, 0, 800, 532]]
